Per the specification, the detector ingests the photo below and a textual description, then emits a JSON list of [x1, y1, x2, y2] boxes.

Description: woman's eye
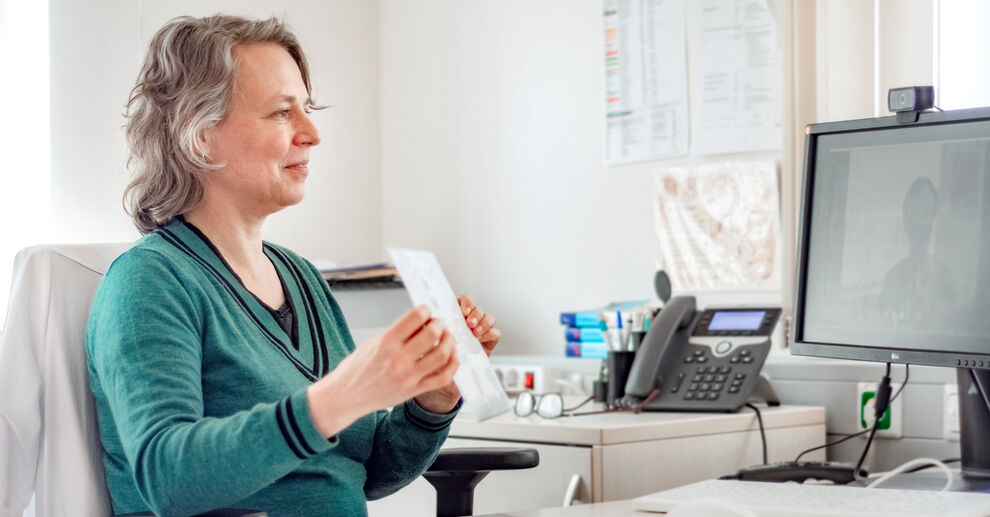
[[275, 109, 290, 119]]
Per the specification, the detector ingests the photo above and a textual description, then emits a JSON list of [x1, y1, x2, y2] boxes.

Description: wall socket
[[856, 382, 903, 438], [944, 383, 960, 441], [493, 365, 561, 394]]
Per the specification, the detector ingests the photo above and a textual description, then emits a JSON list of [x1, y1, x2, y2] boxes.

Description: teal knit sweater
[[86, 218, 456, 517]]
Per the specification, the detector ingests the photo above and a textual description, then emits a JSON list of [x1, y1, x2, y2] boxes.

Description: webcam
[[888, 86, 934, 123]]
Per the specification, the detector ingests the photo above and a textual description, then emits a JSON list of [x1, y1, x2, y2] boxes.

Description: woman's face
[[202, 43, 320, 216]]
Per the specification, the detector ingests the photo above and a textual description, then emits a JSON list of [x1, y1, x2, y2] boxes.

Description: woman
[[86, 15, 500, 517]]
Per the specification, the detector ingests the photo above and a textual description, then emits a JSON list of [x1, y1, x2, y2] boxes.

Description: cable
[[867, 458, 953, 491], [854, 363, 892, 478], [793, 364, 909, 463], [903, 458, 959, 474], [793, 429, 871, 462], [855, 363, 905, 480], [854, 418, 881, 479], [746, 403, 768, 465], [570, 388, 660, 417]]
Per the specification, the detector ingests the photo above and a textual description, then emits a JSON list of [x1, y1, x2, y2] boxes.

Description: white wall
[[379, 0, 665, 355], [47, 0, 382, 263], [36, 0, 951, 357]]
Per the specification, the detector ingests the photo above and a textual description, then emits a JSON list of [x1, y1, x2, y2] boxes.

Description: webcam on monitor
[[888, 86, 934, 122]]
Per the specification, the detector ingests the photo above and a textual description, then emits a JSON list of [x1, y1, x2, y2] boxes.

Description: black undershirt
[[271, 302, 296, 343]]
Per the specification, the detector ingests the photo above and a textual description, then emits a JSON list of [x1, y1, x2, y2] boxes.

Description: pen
[[598, 317, 614, 351], [623, 311, 635, 351], [616, 310, 626, 351], [599, 311, 622, 352]]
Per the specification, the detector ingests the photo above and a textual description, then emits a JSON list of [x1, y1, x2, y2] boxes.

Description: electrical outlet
[[856, 382, 903, 438], [492, 365, 560, 393], [944, 383, 960, 441]]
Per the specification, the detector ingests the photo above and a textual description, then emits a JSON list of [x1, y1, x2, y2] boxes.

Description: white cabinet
[[368, 405, 825, 517]]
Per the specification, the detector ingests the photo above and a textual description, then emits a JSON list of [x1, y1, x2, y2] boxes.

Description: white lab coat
[[0, 244, 130, 517]]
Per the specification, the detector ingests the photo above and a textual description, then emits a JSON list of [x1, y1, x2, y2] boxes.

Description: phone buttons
[[715, 341, 733, 354]]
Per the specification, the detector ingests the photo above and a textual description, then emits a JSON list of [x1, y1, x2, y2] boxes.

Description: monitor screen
[[793, 109, 990, 367]]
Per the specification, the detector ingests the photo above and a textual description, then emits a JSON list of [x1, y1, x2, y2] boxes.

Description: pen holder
[[606, 351, 636, 406], [630, 330, 646, 351], [593, 379, 608, 403]]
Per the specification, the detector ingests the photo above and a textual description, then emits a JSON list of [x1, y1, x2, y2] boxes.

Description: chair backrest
[[0, 243, 131, 517]]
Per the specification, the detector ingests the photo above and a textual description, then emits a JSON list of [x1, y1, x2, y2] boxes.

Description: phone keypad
[[683, 349, 709, 363], [684, 368, 747, 400]]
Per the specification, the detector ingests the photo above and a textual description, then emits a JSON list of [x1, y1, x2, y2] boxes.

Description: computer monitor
[[791, 107, 990, 479]]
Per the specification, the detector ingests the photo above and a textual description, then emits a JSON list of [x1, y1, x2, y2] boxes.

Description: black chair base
[[425, 447, 540, 517]]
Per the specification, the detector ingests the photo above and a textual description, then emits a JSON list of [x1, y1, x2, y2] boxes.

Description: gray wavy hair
[[123, 14, 317, 234]]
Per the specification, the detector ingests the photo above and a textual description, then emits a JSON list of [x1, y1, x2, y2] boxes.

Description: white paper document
[[653, 161, 781, 290], [603, 0, 689, 165], [388, 248, 510, 421], [689, 0, 781, 155]]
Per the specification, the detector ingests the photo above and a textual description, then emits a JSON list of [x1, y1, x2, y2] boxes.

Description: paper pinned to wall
[[653, 161, 781, 290], [388, 248, 510, 421], [603, 0, 689, 165], [689, 0, 781, 155]]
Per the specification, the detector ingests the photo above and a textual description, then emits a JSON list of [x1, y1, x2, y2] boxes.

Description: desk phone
[[624, 296, 781, 412]]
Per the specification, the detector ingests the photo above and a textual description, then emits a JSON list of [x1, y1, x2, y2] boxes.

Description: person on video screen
[[879, 177, 955, 330]]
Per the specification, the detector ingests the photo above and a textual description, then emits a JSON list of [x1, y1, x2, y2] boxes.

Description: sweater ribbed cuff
[[402, 398, 461, 433], [274, 389, 338, 460]]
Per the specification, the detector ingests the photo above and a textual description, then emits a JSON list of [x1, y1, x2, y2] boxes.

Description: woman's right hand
[[306, 305, 459, 438]]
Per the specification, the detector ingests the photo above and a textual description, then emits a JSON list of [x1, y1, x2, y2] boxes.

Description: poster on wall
[[689, 0, 781, 155], [603, 0, 689, 165], [653, 161, 781, 291]]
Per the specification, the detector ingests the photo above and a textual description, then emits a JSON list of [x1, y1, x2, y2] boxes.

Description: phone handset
[[623, 295, 697, 398]]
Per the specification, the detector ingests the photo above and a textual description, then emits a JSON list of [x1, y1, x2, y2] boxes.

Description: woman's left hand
[[413, 295, 501, 413]]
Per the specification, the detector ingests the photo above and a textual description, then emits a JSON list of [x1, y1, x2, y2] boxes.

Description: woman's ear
[[195, 127, 213, 162]]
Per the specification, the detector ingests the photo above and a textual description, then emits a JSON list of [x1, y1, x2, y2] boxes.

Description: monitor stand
[[868, 372, 990, 494], [957, 368, 990, 480]]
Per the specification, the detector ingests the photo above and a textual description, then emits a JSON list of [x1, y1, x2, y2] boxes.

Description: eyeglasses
[[513, 393, 594, 419], [513, 389, 662, 419]]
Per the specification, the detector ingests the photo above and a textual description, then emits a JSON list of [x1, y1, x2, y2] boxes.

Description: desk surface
[[475, 500, 641, 516], [451, 403, 824, 446]]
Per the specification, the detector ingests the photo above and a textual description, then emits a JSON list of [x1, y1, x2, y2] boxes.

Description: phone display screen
[[708, 311, 766, 331]]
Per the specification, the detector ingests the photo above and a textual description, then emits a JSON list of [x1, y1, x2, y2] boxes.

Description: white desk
[[474, 500, 639, 517], [368, 404, 825, 517]]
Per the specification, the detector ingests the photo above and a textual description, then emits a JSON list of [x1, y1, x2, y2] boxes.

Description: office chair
[[0, 244, 537, 517]]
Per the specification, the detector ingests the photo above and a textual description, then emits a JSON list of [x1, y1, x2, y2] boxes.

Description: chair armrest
[[428, 447, 539, 472]]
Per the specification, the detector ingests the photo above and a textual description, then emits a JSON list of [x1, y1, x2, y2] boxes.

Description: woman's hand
[[459, 295, 501, 355], [413, 295, 501, 413], [307, 305, 459, 438]]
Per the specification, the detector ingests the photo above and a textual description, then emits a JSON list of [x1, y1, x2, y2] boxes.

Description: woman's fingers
[[404, 318, 446, 359], [415, 330, 456, 373], [384, 305, 433, 345], [473, 312, 496, 336], [418, 347, 460, 391], [478, 327, 500, 356]]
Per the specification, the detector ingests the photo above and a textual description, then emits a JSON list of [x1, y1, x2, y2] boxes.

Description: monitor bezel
[[790, 106, 990, 370]]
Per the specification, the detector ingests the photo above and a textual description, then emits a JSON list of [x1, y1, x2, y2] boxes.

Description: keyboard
[[632, 479, 990, 517]]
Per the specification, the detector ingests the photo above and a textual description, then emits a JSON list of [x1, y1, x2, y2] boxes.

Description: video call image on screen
[[802, 121, 990, 354]]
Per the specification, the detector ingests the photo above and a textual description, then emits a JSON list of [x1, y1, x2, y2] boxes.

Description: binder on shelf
[[565, 326, 604, 342], [559, 300, 649, 327], [565, 340, 607, 359]]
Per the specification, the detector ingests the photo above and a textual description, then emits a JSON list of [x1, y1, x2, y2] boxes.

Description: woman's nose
[[295, 113, 321, 147]]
